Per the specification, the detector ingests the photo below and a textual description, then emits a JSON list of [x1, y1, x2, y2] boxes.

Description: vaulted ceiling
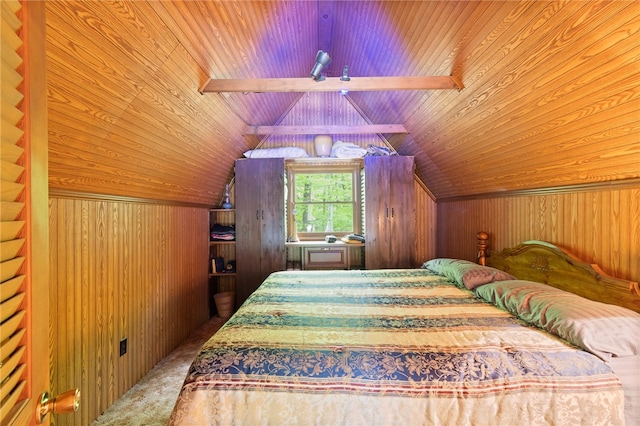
[[44, 1, 640, 205]]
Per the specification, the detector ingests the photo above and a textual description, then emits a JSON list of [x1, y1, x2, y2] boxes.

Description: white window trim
[[285, 158, 363, 241]]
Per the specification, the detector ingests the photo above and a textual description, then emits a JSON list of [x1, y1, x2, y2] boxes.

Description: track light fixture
[[310, 50, 331, 81], [340, 65, 350, 95], [340, 65, 350, 81]]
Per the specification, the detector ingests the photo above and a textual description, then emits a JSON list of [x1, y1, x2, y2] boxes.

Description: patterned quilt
[[169, 269, 624, 425]]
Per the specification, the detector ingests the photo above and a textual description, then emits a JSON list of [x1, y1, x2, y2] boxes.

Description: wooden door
[[1, 2, 52, 424], [364, 156, 390, 269], [257, 158, 285, 282], [365, 156, 415, 269], [235, 159, 263, 308], [235, 158, 285, 307], [388, 156, 415, 268]]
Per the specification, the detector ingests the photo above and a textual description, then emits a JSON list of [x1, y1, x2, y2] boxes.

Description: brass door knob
[[36, 389, 80, 424]]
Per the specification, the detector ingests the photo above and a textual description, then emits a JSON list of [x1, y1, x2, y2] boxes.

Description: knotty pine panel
[[45, 1, 640, 204], [147, 0, 312, 125], [45, 1, 249, 206], [436, 186, 640, 284], [49, 197, 209, 425], [404, 1, 640, 198], [258, 92, 390, 151], [415, 179, 437, 265]]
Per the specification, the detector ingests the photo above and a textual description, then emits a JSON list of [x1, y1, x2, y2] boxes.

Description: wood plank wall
[[436, 185, 640, 283], [415, 180, 437, 266], [49, 197, 209, 425]]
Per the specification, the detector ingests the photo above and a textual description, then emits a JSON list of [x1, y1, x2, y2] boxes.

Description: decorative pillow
[[422, 258, 515, 290], [475, 280, 640, 361], [243, 147, 309, 158]]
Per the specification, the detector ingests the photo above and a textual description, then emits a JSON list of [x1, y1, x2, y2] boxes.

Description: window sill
[[285, 240, 364, 247]]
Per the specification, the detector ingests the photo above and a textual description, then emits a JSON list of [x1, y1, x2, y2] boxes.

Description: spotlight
[[310, 50, 331, 81]]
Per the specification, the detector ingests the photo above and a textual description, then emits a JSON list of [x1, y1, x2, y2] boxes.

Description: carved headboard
[[477, 233, 640, 313]]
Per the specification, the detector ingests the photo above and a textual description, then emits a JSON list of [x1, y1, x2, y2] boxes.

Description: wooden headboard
[[476, 232, 640, 313]]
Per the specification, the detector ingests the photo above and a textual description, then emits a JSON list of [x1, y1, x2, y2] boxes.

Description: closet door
[[257, 159, 286, 280], [364, 156, 389, 269], [364, 156, 415, 269], [235, 158, 285, 307], [235, 159, 261, 308], [387, 156, 415, 268]]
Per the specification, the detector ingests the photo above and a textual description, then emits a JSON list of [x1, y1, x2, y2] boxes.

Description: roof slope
[[45, 1, 640, 204]]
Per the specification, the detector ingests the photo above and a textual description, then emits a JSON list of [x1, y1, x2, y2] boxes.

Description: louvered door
[[1, 1, 51, 424]]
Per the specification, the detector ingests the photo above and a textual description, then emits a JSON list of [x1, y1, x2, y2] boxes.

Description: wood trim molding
[[200, 76, 463, 93], [437, 178, 640, 202], [49, 188, 212, 208], [414, 176, 436, 201], [244, 124, 407, 135]]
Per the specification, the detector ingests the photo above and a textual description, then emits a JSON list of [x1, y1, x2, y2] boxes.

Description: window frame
[[285, 158, 363, 241]]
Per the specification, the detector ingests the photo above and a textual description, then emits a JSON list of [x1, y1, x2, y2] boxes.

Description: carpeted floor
[[92, 317, 225, 426]]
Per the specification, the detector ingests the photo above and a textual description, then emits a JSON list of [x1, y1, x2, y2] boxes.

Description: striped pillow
[[475, 280, 640, 360]]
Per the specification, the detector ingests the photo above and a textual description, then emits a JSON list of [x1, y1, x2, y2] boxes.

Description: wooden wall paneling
[[96, 201, 108, 412], [259, 92, 390, 152], [146, 0, 313, 124], [49, 199, 61, 421], [48, 199, 58, 419], [82, 200, 93, 425], [631, 188, 640, 281], [74, 200, 86, 421], [429, 1, 632, 154], [132, 203, 144, 393], [49, 198, 209, 425], [414, 179, 437, 265], [45, 1, 249, 206], [436, 186, 640, 284], [124, 201, 134, 396], [407, 2, 639, 198]]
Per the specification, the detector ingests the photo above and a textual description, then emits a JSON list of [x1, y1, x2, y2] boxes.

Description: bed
[[169, 235, 640, 425]]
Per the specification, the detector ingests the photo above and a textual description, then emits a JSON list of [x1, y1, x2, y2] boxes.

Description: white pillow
[[243, 147, 309, 158], [475, 280, 640, 361]]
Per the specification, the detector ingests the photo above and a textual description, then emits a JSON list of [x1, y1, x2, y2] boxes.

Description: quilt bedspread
[[169, 269, 624, 425]]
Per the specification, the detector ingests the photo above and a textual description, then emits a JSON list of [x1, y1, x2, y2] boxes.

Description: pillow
[[475, 280, 640, 361], [331, 141, 367, 158], [243, 147, 309, 158], [422, 258, 515, 290]]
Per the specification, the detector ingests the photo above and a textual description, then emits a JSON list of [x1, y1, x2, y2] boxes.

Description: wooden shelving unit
[[208, 208, 236, 316]]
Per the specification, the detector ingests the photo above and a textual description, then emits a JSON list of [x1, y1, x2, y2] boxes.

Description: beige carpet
[[92, 317, 225, 426]]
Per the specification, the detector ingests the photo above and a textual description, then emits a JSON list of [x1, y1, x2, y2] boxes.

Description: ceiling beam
[[200, 76, 463, 93], [244, 124, 408, 135]]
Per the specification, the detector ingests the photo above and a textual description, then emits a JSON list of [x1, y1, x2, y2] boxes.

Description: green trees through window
[[294, 173, 354, 233]]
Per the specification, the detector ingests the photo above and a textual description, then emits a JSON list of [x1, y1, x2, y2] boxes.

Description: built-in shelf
[[208, 208, 236, 317], [209, 272, 236, 278]]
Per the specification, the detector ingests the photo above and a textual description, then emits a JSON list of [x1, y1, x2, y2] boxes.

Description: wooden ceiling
[[44, 1, 640, 205]]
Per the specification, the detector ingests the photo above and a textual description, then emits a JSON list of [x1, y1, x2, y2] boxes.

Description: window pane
[[293, 172, 354, 233], [295, 203, 353, 232], [294, 173, 352, 203]]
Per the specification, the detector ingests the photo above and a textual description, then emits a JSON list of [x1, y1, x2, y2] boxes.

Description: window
[[286, 159, 363, 241]]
